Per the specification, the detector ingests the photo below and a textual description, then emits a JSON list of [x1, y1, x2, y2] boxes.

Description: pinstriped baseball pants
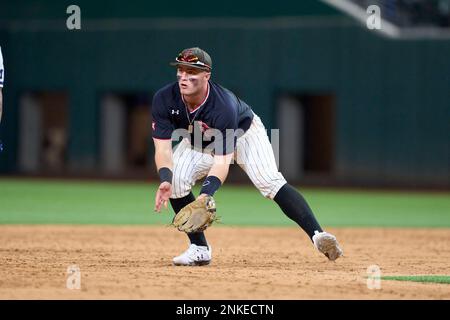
[[170, 113, 287, 199]]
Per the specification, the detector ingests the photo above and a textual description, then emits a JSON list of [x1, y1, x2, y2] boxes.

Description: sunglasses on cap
[[175, 53, 211, 70]]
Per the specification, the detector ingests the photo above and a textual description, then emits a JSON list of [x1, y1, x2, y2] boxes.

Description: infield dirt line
[[0, 226, 449, 299]]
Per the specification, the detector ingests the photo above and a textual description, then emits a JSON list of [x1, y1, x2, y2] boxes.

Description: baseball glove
[[172, 195, 217, 233]]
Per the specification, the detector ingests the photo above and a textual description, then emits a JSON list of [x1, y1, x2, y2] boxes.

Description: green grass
[[0, 178, 449, 227], [381, 275, 450, 284]]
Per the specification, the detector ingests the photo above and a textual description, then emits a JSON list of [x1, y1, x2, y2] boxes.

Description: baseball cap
[[170, 47, 212, 71]]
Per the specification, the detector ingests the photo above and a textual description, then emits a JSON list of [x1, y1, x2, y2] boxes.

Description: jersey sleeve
[[151, 91, 174, 140], [212, 107, 238, 155], [0, 46, 4, 88]]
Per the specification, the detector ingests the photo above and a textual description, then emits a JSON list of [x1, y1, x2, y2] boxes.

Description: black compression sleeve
[[200, 176, 222, 196], [158, 167, 173, 184]]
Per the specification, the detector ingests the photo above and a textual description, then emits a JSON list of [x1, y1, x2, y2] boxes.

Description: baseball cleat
[[172, 244, 212, 266], [312, 231, 343, 261]]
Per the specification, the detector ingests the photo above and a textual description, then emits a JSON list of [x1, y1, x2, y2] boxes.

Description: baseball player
[[0, 46, 4, 124], [152, 47, 343, 266]]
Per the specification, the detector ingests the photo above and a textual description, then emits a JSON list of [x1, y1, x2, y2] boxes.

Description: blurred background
[[0, 0, 449, 190]]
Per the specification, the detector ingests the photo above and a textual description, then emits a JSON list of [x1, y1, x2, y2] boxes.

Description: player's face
[[176, 66, 210, 96]]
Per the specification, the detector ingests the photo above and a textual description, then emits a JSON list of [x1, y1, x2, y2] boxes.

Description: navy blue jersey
[[151, 81, 254, 155]]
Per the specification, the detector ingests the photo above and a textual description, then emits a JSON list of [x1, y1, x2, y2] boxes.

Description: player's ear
[[205, 72, 211, 80]]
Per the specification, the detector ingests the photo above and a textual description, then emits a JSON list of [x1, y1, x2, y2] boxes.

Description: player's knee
[[170, 186, 192, 199], [170, 189, 192, 199], [170, 177, 192, 199], [256, 173, 287, 199], [170, 182, 192, 198]]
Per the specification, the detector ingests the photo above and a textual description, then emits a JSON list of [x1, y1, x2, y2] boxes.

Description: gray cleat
[[312, 231, 343, 261]]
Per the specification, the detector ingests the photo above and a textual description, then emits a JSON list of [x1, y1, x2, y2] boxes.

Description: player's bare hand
[[154, 182, 172, 213]]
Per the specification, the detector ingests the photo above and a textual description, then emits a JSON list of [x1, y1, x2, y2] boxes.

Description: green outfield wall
[[0, 1, 448, 187]]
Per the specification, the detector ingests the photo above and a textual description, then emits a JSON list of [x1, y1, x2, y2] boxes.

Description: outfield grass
[[0, 178, 449, 227], [381, 275, 450, 284]]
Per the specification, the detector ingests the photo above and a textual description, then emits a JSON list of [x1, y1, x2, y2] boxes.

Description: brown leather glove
[[172, 196, 217, 233]]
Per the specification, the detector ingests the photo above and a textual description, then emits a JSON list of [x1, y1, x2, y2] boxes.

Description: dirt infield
[[0, 226, 449, 299]]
